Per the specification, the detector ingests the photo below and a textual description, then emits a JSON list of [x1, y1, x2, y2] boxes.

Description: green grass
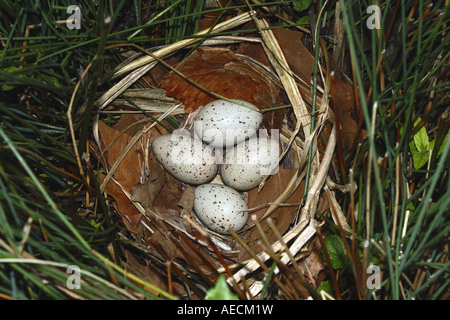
[[334, 0, 449, 299], [0, 0, 208, 300]]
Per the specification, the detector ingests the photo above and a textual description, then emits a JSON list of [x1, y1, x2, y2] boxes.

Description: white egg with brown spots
[[152, 132, 218, 185], [221, 136, 280, 191], [194, 99, 263, 148], [194, 184, 248, 234]]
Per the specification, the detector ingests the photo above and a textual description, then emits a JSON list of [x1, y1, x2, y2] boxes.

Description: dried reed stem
[[113, 11, 255, 78]]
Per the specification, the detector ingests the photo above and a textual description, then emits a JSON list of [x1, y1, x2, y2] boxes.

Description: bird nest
[[82, 11, 358, 299]]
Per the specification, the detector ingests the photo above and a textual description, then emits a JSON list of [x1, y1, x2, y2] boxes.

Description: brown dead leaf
[[236, 28, 317, 105], [286, 242, 327, 299], [177, 186, 195, 213], [98, 171, 143, 232], [160, 47, 281, 113], [143, 56, 180, 87], [146, 225, 220, 277], [131, 154, 165, 209], [98, 113, 184, 230], [98, 115, 147, 227], [299, 240, 326, 285], [98, 115, 145, 190], [234, 168, 304, 260], [237, 27, 359, 152], [122, 248, 187, 297], [329, 57, 359, 153], [151, 173, 184, 211], [247, 169, 303, 221], [151, 207, 193, 234]]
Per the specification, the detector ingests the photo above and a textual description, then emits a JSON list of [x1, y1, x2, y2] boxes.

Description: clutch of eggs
[[151, 99, 279, 234]]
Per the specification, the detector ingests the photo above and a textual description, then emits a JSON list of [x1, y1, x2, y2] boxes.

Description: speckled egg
[[194, 184, 248, 235], [194, 99, 263, 148], [220, 136, 280, 191], [152, 132, 218, 185]]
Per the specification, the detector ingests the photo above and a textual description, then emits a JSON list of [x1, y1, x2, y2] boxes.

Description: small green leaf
[[406, 201, 415, 212], [90, 219, 100, 228], [317, 280, 333, 297], [323, 234, 347, 269], [204, 274, 238, 300], [412, 117, 429, 153], [293, 0, 314, 12], [296, 16, 310, 26], [409, 117, 433, 169], [2, 66, 22, 91], [409, 143, 430, 169]]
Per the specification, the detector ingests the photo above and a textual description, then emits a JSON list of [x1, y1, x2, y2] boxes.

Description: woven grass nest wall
[[89, 11, 356, 299]]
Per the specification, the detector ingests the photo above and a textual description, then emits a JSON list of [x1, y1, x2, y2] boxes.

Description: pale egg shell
[[194, 184, 248, 235], [194, 99, 263, 148], [220, 136, 280, 191], [152, 132, 218, 185]]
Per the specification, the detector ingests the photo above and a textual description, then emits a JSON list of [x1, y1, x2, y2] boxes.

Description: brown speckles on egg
[[152, 133, 218, 185], [194, 99, 263, 148], [193, 184, 248, 235], [220, 136, 280, 191]]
